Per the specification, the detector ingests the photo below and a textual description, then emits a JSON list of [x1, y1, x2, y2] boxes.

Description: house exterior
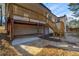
[[0, 3, 66, 41]]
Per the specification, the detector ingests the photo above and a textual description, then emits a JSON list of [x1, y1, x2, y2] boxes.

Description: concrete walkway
[[12, 36, 46, 55], [12, 36, 40, 45], [63, 33, 79, 43]]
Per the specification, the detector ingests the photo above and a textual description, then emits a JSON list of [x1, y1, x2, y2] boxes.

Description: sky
[[43, 3, 71, 17], [43, 3, 79, 21]]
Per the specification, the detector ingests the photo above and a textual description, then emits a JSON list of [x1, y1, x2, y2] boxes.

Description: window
[[0, 4, 6, 26], [0, 5, 2, 26]]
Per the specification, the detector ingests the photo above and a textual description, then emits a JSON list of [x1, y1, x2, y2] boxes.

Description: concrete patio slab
[[12, 36, 41, 45], [11, 33, 79, 55]]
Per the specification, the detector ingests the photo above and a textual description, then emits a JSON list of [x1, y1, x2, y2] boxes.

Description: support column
[[43, 25, 45, 35], [8, 4, 14, 40], [37, 23, 39, 35]]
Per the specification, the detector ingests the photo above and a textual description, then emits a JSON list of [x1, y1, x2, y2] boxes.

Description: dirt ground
[[0, 40, 17, 56]]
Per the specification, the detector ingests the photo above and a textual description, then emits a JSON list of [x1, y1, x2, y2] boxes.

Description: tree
[[69, 3, 79, 17]]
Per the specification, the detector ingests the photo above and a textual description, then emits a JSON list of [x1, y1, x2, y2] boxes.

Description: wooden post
[[8, 4, 14, 40], [37, 22, 39, 35], [43, 25, 45, 35], [47, 27, 49, 35]]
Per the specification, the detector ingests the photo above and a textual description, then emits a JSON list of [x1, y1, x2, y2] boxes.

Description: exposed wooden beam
[[14, 21, 45, 26]]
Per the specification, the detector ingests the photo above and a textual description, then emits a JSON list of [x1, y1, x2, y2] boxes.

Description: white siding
[[49, 28, 54, 33]]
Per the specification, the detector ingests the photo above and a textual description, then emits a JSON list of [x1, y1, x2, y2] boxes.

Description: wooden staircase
[[59, 21, 64, 36], [47, 19, 64, 37]]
